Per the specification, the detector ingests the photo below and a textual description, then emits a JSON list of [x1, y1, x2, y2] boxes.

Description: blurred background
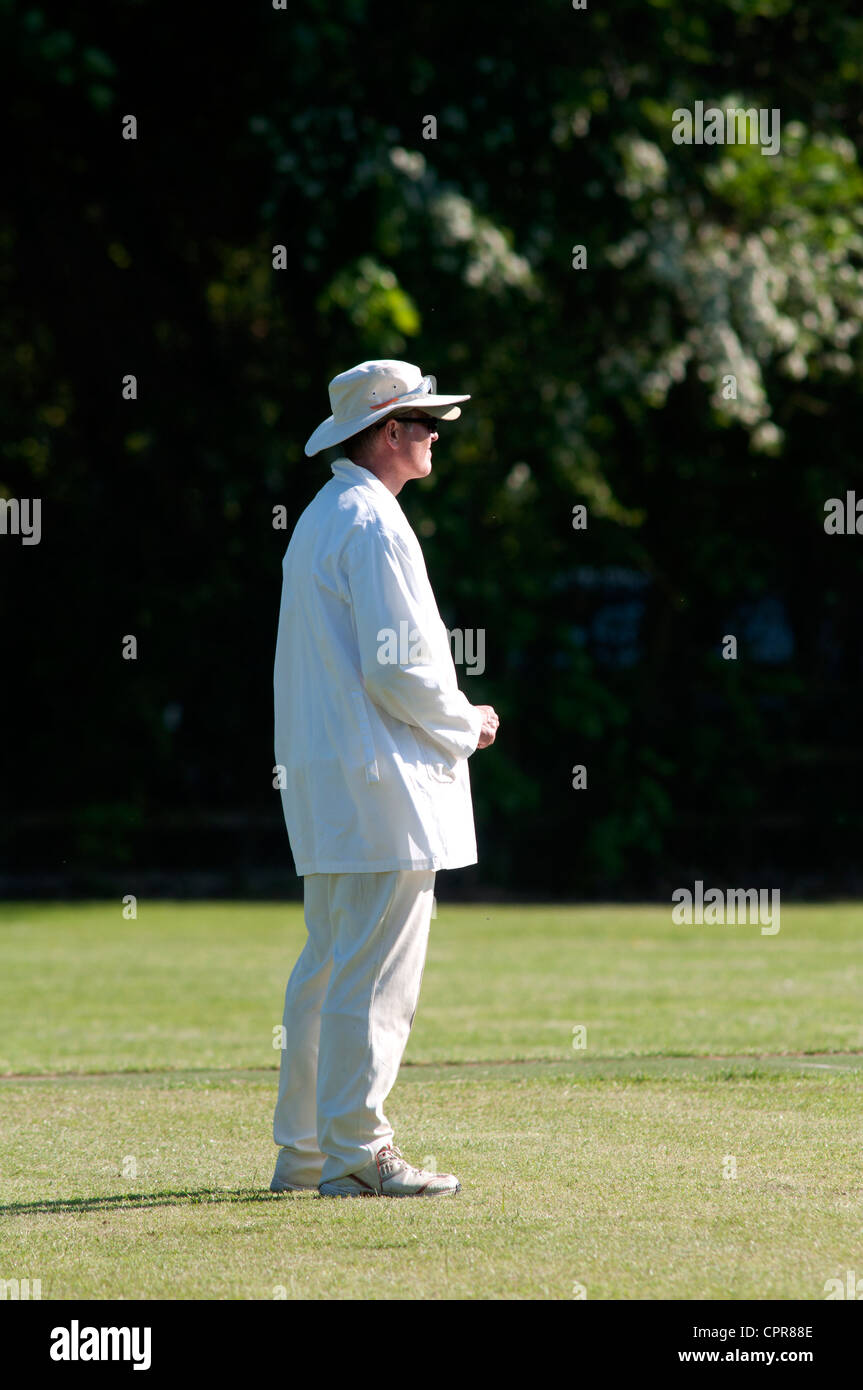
[[2, 0, 863, 901]]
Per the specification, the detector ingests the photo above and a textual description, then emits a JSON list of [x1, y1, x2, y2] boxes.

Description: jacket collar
[[330, 457, 402, 509]]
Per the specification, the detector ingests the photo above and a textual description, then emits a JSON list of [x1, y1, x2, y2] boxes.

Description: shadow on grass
[[0, 1187, 317, 1216]]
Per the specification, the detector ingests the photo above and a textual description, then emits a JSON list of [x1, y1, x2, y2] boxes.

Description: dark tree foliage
[[2, 0, 863, 897]]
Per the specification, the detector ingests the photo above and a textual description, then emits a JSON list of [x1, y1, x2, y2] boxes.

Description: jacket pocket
[[351, 690, 381, 784], [407, 725, 457, 784], [425, 759, 457, 784]]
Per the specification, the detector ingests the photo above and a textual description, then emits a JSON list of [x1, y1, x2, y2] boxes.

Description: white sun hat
[[304, 359, 470, 457]]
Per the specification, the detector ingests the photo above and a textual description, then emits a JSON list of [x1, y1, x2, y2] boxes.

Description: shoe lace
[[376, 1143, 407, 1177]]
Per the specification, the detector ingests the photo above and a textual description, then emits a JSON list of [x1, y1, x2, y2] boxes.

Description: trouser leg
[[318, 868, 435, 1185], [271, 874, 332, 1186]]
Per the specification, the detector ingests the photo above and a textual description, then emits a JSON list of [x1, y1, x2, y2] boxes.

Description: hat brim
[[304, 394, 470, 457]]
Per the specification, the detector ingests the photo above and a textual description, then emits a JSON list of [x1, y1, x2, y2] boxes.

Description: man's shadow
[[0, 1188, 316, 1216]]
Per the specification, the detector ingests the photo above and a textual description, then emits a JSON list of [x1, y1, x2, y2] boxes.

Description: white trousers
[[272, 868, 436, 1186]]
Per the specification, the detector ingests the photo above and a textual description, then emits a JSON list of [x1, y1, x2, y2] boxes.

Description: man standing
[[271, 359, 499, 1198]]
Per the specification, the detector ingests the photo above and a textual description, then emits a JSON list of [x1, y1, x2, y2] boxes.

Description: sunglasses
[[399, 417, 440, 432], [375, 416, 440, 434]]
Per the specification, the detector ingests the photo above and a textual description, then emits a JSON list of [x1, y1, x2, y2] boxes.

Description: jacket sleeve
[[345, 521, 484, 763]]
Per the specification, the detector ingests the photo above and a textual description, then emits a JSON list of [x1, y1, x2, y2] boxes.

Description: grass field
[[1, 901, 861, 1300]]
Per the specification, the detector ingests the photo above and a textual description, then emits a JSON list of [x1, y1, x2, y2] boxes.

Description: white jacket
[[274, 457, 484, 875]]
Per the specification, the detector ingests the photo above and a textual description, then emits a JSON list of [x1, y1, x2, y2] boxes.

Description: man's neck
[[347, 455, 405, 496]]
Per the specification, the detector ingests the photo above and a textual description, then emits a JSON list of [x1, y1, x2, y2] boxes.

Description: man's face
[[392, 412, 439, 484], [358, 410, 442, 496]]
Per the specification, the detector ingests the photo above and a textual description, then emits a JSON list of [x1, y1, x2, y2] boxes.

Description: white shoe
[[270, 1147, 321, 1193], [318, 1143, 460, 1198]]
